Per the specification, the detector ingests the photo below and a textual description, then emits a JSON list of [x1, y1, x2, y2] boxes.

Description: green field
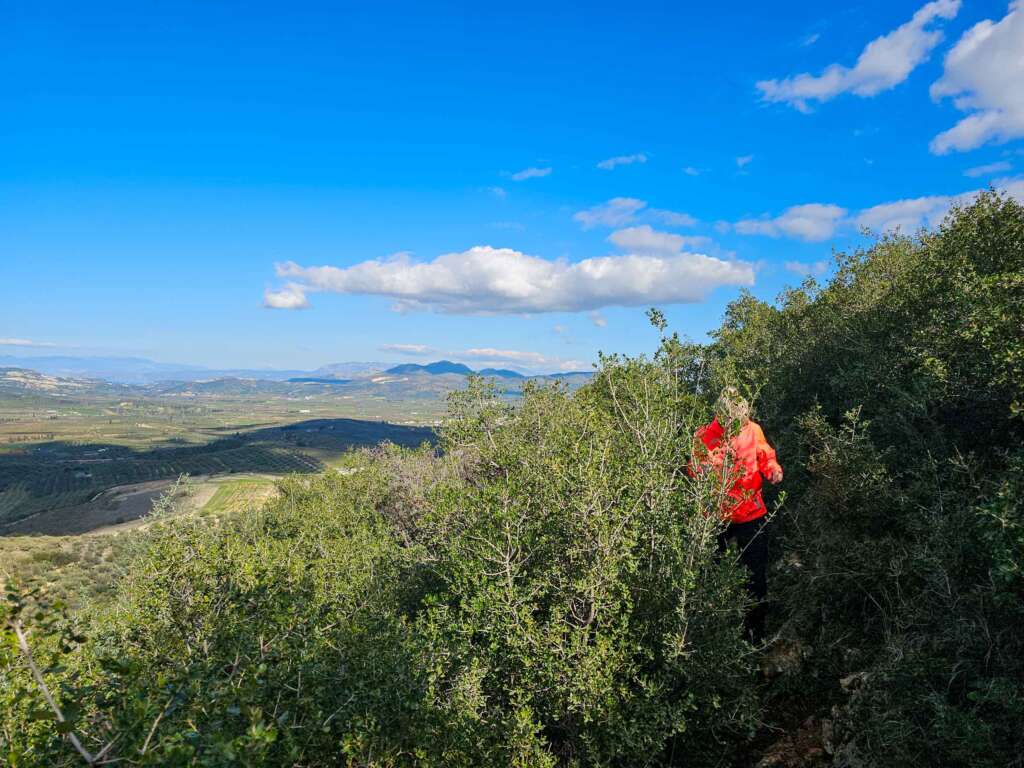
[[0, 372, 437, 610], [201, 477, 279, 515], [0, 383, 436, 533], [0, 473, 287, 608]]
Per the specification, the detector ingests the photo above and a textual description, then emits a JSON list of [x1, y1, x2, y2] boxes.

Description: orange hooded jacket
[[692, 418, 782, 524]]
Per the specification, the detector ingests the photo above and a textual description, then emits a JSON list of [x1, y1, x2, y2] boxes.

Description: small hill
[[478, 368, 526, 379], [382, 360, 589, 381], [385, 360, 475, 376], [0, 367, 126, 396]]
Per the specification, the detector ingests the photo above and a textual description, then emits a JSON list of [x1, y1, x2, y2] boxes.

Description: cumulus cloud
[[0, 337, 57, 348], [458, 348, 588, 373], [650, 209, 698, 227], [855, 175, 1024, 231], [510, 166, 552, 181], [608, 226, 716, 257], [266, 232, 754, 315], [597, 153, 647, 170], [683, 166, 701, 176], [785, 260, 830, 277], [930, 2, 1024, 154], [573, 198, 696, 230], [963, 160, 1012, 177], [264, 283, 310, 309], [855, 194, 973, 231], [573, 197, 647, 229], [730, 178, 1024, 240], [380, 343, 435, 355], [734, 203, 848, 241], [589, 312, 608, 328], [608, 225, 686, 253], [736, 155, 754, 168], [758, 0, 960, 111], [462, 348, 549, 366]]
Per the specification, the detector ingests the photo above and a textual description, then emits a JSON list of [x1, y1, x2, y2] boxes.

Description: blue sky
[[3, 0, 1022, 373]]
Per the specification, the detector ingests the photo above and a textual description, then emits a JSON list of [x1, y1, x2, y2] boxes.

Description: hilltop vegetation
[[2, 192, 1022, 766], [0, 375, 437, 532], [705, 190, 1024, 766], [2, 366, 757, 766]]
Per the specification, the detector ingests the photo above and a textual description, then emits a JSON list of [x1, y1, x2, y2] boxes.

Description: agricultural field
[[200, 476, 280, 516], [0, 473, 278, 609], [0, 377, 436, 534]]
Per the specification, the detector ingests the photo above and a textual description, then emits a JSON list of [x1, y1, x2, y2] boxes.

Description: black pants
[[717, 515, 769, 643]]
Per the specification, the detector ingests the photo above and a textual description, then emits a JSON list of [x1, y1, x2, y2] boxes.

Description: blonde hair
[[715, 386, 751, 426]]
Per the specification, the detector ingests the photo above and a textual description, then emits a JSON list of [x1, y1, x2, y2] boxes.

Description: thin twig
[[12, 620, 96, 764], [139, 694, 176, 756]]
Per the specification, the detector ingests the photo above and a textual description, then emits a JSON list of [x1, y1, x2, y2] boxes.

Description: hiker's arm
[[755, 424, 783, 484]]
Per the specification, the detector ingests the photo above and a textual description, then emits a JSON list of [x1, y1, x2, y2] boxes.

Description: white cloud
[[462, 348, 549, 366], [650, 208, 698, 227], [930, 2, 1024, 154], [608, 225, 687, 254], [727, 177, 1024, 240], [683, 166, 701, 176], [735, 203, 847, 241], [573, 197, 647, 229], [736, 155, 754, 168], [677, 234, 715, 250], [855, 175, 1024, 231], [458, 348, 587, 373], [380, 343, 435, 355], [573, 199, 696, 230], [557, 360, 589, 372], [758, 0, 960, 111], [510, 166, 552, 181], [267, 233, 754, 315], [589, 311, 608, 328], [855, 194, 972, 232], [963, 160, 1012, 177], [597, 153, 648, 170], [489, 186, 507, 199], [0, 337, 57, 348], [608, 226, 715, 256], [264, 283, 310, 309], [801, 32, 821, 47], [785, 260, 830, 277]]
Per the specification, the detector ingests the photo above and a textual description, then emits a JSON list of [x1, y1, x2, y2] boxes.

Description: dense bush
[[2, 353, 758, 766], [707, 191, 1024, 766]]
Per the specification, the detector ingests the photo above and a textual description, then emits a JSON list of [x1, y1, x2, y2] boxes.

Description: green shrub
[[2, 351, 758, 766], [708, 190, 1024, 766]]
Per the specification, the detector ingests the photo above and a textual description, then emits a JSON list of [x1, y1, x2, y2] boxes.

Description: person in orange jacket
[[692, 387, 783, 643]]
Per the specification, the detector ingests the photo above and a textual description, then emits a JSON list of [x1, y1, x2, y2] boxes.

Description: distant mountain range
[[0, 357, 592, 403], [0, 366, 592, 405], [384, 360, 473, 376], [0, 355, 585, 385], [0, 355, 388, 385]]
